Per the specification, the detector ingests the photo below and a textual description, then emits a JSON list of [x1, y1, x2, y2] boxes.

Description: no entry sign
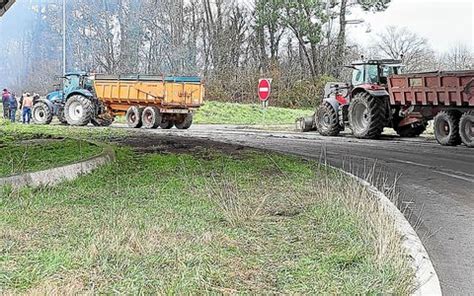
[[258, 79, 272, 101]]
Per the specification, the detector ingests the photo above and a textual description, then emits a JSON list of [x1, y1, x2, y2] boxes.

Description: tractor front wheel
[[64, 95, 93, 126], [316, 102, 341, 136], [433, 110, 462, 146], [32, 102, 53, 125], [348, 92, 386, 139]]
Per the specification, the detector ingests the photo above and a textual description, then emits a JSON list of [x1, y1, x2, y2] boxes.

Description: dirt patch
[[113, 131, 249, 156]]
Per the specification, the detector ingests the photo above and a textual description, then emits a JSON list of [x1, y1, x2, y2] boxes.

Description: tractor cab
[[46, 72, 94, 103], [63, 72, 94, 94], [350, 59, 403, 87]]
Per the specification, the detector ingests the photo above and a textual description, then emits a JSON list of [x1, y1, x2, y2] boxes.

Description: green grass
[[0, 139, 101, 177], [0, 126, 414, 294], [194, 101, 313, 125], [0, 120, 114, 177]]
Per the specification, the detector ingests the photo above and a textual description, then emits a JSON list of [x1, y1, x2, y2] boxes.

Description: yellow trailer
[[94, 74, 204, 129]]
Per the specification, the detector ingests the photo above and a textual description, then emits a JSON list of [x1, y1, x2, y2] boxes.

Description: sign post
[[258, 78, 272, 109]]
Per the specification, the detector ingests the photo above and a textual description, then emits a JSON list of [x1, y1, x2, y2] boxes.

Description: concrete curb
[[339, 170, 442, 296], [0, 144, 115, 188]]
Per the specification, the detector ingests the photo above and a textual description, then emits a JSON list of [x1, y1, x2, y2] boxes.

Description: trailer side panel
[[388, 71, 474, 107]]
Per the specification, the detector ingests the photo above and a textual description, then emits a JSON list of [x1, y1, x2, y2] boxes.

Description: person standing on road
[[2, 89, 10, 119], [8, 92, 18, 123], [22, 93, 33, 124]]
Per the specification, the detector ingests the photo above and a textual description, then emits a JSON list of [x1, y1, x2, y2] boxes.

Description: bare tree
[[440, 44, 474, 71], [373, 26, 435, 72]]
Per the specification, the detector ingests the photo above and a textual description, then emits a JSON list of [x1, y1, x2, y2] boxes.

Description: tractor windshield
[[367, 65, 378, 83]]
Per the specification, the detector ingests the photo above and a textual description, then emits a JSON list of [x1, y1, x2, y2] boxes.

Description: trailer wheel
[[175, 113, 193, 130], [125, 106, 143, 128], [64, 95, 93, 126], [142, 106, 162, 129], [459, 111, 473, 148], [348, 92, 386, 139], [396, 123, 427, 138], [316, 102, 341, 136], [32, 102, 53, 125], [433, 110, 462, 146], [160, 116, 174, 129]]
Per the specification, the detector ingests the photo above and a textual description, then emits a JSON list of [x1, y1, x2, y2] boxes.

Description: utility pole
[[62, 0, 66, 75]]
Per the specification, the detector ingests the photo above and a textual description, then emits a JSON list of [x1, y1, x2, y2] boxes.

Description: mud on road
[[111, 124, 473, 296]]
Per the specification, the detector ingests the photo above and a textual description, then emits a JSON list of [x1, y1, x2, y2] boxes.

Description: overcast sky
[[349, 0, 473, 52]]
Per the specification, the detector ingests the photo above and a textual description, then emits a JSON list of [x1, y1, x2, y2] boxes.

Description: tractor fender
[[34, 98, 60, 116], [352, 86, 389, 98], [66, 89, 94, 100], [323, 97, 341, 114], [34, 98, 54, 110]]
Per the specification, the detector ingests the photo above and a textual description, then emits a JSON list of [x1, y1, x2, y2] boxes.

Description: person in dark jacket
[[2, 89, 10, 119], [9, 93, 18, 123]]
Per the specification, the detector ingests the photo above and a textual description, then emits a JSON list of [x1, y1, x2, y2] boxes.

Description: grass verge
[[0, 139, 101, 177], [0, 126, 414, 294], [193, 101, 313, 125]]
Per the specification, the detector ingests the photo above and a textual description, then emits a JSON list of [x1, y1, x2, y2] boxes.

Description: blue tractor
[[32, 72, 113, 126]]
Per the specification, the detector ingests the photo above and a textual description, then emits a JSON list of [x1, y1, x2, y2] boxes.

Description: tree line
[[0, 0, 472, 108]]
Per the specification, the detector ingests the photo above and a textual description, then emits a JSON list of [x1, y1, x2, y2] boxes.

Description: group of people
[[1, 89, 34, 124]]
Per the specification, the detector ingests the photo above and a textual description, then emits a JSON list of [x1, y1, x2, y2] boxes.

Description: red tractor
[[297, 59, 425, 139]]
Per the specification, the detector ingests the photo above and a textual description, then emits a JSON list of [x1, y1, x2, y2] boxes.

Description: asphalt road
[[126, 124, 473, 295]]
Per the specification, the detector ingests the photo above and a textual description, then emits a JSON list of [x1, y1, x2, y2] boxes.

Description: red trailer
[[388, 71, 473, 146]]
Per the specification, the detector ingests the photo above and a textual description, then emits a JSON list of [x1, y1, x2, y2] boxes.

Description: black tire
[[396, 123, 427, 138], [125, 106, 143, 128], [433, 110, 462, 146], [348, 92, 386, 139], [32, 102, 53, 125], [316, 102, 342, 136], [175, 113, 193, 130], [459, 111, 473, 148], [64, 95, 93, 126], [142, 106, 162, 129], [160, 116, 174, 129]]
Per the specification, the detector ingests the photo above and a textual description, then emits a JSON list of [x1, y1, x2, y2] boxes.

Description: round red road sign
[[258, 79, 271, 101]]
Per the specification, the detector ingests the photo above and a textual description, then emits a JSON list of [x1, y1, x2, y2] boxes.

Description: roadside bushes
[[205, 65, 335, 109]]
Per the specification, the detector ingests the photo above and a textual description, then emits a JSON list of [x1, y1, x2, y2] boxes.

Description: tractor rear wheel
[[459, 111, 473, 148], [395, 123, 427, 138], [32, 102, 53, 125], [316, 102, 341, 136], [175, 113, 193, 130], [433, 110, 462, 146], [142, 106, 162, 129], [64, 95, 93, 126], [348, 92, 386, 139], [125, 106, 143, 128]]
